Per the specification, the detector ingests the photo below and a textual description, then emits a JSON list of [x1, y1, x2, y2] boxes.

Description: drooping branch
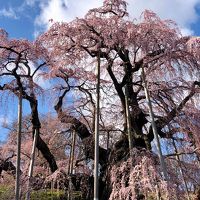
[[148, 81, 200, 141]]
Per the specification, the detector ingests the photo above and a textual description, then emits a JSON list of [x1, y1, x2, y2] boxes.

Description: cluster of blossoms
[[109, 148, 180, 200]]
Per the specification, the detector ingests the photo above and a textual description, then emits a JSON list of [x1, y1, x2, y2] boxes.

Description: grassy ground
[[31, 190, 82, 200], [0, 186, 82, 200], [0, 185, 15, 200]]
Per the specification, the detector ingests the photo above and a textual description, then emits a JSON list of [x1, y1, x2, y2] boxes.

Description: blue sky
[[0, 0, 38, 40], [0, 0, 200, 141]]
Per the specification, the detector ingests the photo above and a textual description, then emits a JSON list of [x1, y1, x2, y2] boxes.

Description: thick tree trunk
[[12, 73, 58, 173], [27, 94, 58, 173]]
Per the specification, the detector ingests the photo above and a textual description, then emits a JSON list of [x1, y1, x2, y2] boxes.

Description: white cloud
[[126, 0, 200, 35], [34, 0, 103, 36], [180, 28, 194, 36], [35, 0, 103, 26], [25, 0, 38, 7], [34, 0, 200, 37], [0, 7, 18, 19], [0, 115, 11, 127]]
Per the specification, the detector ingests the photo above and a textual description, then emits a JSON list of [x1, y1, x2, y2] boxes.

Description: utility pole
[[15, 88, 22, 200], [94, 50, 100, 200], [141, 65, 168, 180], [26, 128, 39, 200]]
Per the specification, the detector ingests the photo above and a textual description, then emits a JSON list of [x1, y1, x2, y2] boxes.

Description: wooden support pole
[[94, 50, 100, 200], [124, 84, 134, 153], [106, 131, 110, 150], [69, 130, 76, 174], [26, 128, 39, 200], [15, 89, 22, 200], [141, 65, 168, 180]]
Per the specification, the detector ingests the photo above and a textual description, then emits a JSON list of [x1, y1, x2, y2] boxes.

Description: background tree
[[0, 29, 58, 172]]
